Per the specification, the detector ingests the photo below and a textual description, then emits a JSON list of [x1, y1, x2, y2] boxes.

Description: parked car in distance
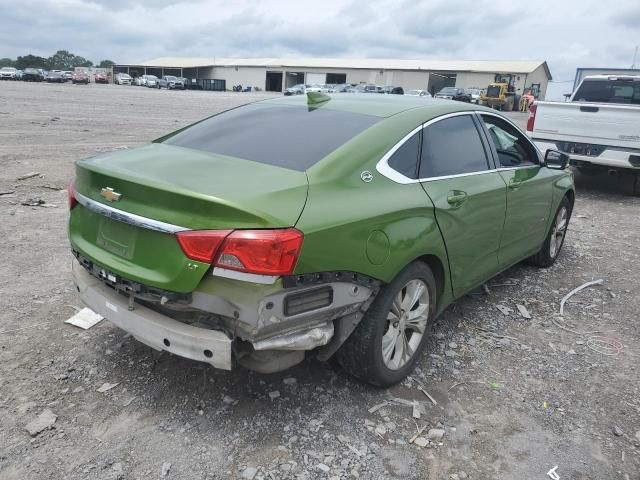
[[347, 84, 379, 93], [46, 71, 65, 83], [94, 72, 109, 84], [62, 71, 73, 81], [465, 88, 483, 104], [15, 69, 23, 80], [529, 74, 640, 193], [435, 87, 471, 102], [284, 84, 309, 95], [145, 75, 159, 88], [115, 73, 132, 85], [332, 83, 352, 93], [71, 72, 90, 84], [22, 68, 45, 82], [68, 94, 574, 386], [405, 89, 429, 97], [381, 86, 404, 95], [305, 84, 323, 93], [158, 75, 185, 90], [0, 67, 18, 80]]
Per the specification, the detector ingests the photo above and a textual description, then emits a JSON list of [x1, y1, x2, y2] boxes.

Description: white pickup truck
[[527, 75, 640, 193]]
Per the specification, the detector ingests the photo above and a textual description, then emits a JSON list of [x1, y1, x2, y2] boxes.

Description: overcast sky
[[1, 0, 638, 98]]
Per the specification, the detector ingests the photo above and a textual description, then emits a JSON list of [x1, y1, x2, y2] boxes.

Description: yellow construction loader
[[480, 74, 518, 111]]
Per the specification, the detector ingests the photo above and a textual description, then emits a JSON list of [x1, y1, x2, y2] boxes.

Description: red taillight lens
[[175, 230, 231, 263], [68, 179, 77, 209], [526, 103, 537, 132], [215, 228, 304, 276]]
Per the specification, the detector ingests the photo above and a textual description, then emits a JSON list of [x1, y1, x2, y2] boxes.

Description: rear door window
[[419, 115, 490, 178], [162, 104, 380, 171], [480, 114, 539, 167]]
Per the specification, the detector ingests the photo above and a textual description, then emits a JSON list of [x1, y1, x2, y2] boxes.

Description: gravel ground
[[0, 81, 639, 480]]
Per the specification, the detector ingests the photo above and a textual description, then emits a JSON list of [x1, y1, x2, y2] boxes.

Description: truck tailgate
[[532, 102, 640, 149]]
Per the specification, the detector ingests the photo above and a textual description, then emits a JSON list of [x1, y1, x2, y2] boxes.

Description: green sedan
[[68, 93, 574, 386]]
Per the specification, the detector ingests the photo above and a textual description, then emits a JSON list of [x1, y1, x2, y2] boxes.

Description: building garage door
[[306, 73, 326, 85]]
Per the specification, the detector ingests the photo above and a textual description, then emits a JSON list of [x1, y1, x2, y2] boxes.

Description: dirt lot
[[0, 81, 639, 480]]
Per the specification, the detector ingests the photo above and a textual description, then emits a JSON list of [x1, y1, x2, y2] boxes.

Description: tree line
[[0, 50, 116, 71]]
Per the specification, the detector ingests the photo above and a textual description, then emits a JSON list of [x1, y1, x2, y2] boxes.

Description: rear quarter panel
[[295, 107, 460, 309]]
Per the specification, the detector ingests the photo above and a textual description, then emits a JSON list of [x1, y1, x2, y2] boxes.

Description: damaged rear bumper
[[71, 259, 379, 371], [73, 260, 232, 369]]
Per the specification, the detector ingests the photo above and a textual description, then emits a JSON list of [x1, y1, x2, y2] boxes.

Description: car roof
[[582, 74, 640, 81], [264, 93, 482, 118]]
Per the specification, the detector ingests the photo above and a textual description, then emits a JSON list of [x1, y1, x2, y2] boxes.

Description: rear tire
[[337, 262, 436, 387], [528, 196, 572, 267]]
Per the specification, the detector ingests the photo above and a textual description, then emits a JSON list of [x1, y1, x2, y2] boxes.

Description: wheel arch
[[414, 254, 447, 309]]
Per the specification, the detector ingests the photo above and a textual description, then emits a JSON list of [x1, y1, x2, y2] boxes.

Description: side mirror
[[544, 149, 569, 169]]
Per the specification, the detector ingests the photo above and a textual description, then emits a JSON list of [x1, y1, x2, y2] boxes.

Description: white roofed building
[[113, 57, 552, 97]]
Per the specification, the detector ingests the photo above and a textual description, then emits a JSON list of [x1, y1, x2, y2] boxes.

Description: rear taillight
[[175, 228, 304, 276], [526, 103, 537, 132], [217, 228, 304, 276], [68, 180, 77, 209], [176, 230, 231, 263]]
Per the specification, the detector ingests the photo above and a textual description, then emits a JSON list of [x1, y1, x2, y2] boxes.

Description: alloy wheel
[[550, 206, 568, 258], [381, 279, 430, 370]]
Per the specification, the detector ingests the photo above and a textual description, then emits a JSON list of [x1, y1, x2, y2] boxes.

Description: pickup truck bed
[[531, 101, 640, 170], [528, 75, 640, 193]]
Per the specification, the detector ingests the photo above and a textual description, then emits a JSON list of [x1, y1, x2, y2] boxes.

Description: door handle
[[508, 179, 522, 190], [446, 190, 468, 207]]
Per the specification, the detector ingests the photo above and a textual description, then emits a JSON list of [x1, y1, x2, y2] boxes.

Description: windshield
[[466, 89, 480, 94], [438, 87, 457, 94], [572, 79, 640, 104], [162, 104, 380, 171], [166, 76, 177, 80]]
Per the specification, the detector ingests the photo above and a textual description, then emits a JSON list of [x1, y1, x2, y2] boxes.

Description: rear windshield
[[162, 104, 380, 170], [572, 79, 640, 104]]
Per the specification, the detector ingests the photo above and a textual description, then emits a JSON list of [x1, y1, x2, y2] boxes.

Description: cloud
[[0, 0, 637, 92]]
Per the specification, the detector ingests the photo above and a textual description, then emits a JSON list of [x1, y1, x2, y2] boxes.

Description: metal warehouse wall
[[454, 72, 496, 90], [211, 66, 267, 89], [525, 64, 549, 100]]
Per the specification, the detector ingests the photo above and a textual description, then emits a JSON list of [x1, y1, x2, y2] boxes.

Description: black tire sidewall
[[339, 262, 437, 387]]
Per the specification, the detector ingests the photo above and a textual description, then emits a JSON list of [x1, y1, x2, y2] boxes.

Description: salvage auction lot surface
[[0, 82, 638, 479]]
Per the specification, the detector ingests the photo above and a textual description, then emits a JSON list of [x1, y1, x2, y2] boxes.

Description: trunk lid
[[70, 143, 308, 292]]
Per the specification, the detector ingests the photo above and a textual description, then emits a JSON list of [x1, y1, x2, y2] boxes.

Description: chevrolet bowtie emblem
[[100, 187, 122, 202]]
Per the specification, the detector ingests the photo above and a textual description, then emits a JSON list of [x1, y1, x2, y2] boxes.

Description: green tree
[[0, 58, 15, 67], [46, 50, 94, 70], [15, 54, 48, 70], [98, 59, 115, 68]]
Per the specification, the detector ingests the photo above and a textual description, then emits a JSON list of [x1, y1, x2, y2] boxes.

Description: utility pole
[[632, 45, 638, 69]]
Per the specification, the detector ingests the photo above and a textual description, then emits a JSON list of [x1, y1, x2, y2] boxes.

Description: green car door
[[418, 113, 507, 297], [477, 113, 553, 269]]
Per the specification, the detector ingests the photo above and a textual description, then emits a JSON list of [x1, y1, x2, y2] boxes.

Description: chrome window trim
[[420, 169, 500, 183], [212, 267, 278, 285], [74, 192, 190, 234], [375, 111, 495, 184]]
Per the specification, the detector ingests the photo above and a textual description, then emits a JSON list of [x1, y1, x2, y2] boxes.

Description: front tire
[[528, 196, 572, 267], [337, 262, 436, 387]]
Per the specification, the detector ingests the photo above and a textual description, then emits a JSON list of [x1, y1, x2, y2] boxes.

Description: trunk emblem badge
[[361, 171, 373, 183], [100, 187, 122, 202]]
